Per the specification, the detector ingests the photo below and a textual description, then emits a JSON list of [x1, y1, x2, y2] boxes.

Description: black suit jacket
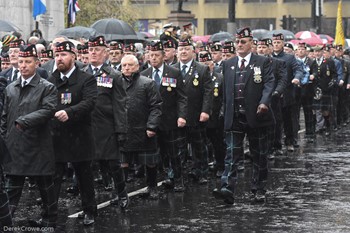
[[223, 53, 275, 130], [48, 66, 97, 162], [141, 63, 187, 131], [173, 60, 212, 127], [207, 71, 223, 128], [310, 58, 337, 94]]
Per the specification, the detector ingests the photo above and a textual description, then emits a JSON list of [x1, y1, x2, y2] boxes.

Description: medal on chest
[[214, 81, 219, 97], [162, 77, 177, 92], [253, 66, 262, 83], [97, 73, 113, 88], [193, 70, 199, 86], [61, 93, 72, 105]]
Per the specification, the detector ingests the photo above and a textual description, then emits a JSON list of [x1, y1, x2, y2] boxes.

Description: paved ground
[[11, 125, 350, 233]]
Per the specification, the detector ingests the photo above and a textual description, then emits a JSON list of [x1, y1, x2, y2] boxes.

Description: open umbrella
[[318, 34, 334, 44], [208, 32, 234, 42], [0, 19, 21, 32], [56, 26, 97, 39], [139, 32, 155, 39], [252, 29, 269, 40], [192, 35, 211, 44], [295, 31, 318, 39], [299, 37, 324, 46], [265, 30, 295, 41], [91, 18, 139, 41]]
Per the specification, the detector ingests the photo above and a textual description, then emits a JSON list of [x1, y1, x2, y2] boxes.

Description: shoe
[[237, 164, 245, 171], [307, 138, 314, 143], [162, 179, 174, 189], [267, 153, 275, 160], [212, 188, 223, 199], [173, 178, 185, 192], [188, 171, 199, 181], [342, 122, 347, 127], [274, 149, 283, 156], [94, 176, 103, 184], [324, 130, 330, 136], [36, 197, 42, 205], [83, 213, 95, 226], [77, 212, 85, 219], [221, 187, 234, 204], [104, 183, 113, 191], [254, 190, 266, 203], [198, 177, 208, 185], [215, 169, 223, 178], [66, 186, 79, 195], [144, 186, 159, 200], [212, 187, 234, 204], [119, 194, 129, 210], [286, 145, 294, 152]]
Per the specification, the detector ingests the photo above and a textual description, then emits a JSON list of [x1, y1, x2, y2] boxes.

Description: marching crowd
[[0, 25, 349, 231]]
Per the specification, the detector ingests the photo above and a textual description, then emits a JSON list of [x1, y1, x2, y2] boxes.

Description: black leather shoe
[[212, 188, 223, 199], [198, 177, 208, 185], [66, 186, 79, 195], [251, 190, 266, 203], [162, 179, 174, 189], [36, 197, 42, 205], [83, 213, 95, 226], [119, 194, 129, 210], [267, 153, 275, 160], [274, 149, 283, 156], [104, 183, 113, 191], [77, 212, 85, 219], [215, 169, 223, 178], [220, 187, 234, 204], [173, 178, 185, 192], [144, 186, 159, 200]]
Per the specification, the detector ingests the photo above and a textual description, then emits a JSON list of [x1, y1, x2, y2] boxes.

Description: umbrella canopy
[[192, 35, 211, 44], [91, 18, 138, 41], [299, 37, 324, 46], [56, 26, 97, 39], [318, 34, 334, 44], [139, 31, 155, 39], [0, 19, 21, 32], [252, 29, 269, 40], [265, 29, 295, 41], [295, 31, 318, 39], [208, 32, 234, 42]]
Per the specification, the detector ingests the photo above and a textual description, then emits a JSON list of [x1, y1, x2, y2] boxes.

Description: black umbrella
[[91, 18, 139, 41], [264, 29, 296, 41], [208, 32, 234, 42], [252, 29, 269, 40], [0, 19, 21, 32], [56, 26, 97, 39]]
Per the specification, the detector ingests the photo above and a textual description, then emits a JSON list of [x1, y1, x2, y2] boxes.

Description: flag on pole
[[334, 0, 345, 46], [33, 0, 47, 20], [68, 0, 80, 25]]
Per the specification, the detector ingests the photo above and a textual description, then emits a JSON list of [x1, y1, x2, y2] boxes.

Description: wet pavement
[[12, 125, 350, 233]]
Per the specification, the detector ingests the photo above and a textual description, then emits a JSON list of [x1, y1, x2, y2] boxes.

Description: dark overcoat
[[120, 73, 162, 152], [0, 74, 57, 175], [141, 63, 187, 131], [48, 66, 97, 162]]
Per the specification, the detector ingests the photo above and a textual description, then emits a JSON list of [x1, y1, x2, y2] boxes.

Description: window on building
[[244, 0, 276, 2], [167, 0, 198, 3], [283, 0, 311, 2]]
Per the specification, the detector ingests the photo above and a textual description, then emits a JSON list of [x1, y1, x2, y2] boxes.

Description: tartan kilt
[[313, 92, 334, 112], [158, 129, 185, 159], [120, 148, 160, 166]]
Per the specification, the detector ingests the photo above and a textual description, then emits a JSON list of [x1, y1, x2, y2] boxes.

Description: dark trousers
[[5, 175, 57, 227], [337, 87, 349, 125], [282, 104, 299, 146], [179, 125, 209, 178], [100, 160, 126, 197], [270, 96, 283, 151], [221, 114, 270, 193], [206, 122, 225, 170], [159, 129, 184, 180], [54, 162, 96, 216], [301, 92, 316, 137]]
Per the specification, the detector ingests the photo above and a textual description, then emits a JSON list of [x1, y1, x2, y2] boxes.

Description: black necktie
[[93, 68, 99, 75], [154, 69, 161, 87], [240, 59, 246, 71], [181, 65, 187, 77], [22, 80, 27, 87], [13, 69, 19, 82], [62, 76, 68, 82]]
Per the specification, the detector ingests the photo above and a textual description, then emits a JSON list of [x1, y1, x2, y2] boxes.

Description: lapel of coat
[[226, 57, 238, 92], [184, 60, 195, 86]]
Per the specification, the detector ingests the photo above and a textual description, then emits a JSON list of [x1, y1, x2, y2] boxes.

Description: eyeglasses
[[235, 40, 249, 44]]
